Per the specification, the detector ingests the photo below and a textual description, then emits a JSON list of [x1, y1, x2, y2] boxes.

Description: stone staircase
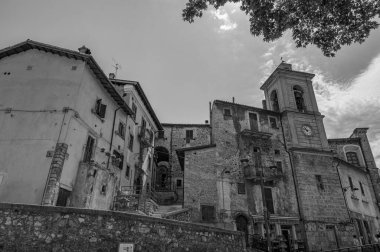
[[150, 204, 183, 218]]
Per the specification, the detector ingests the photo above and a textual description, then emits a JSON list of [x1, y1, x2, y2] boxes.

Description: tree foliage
[[182, 0, 380, 56]]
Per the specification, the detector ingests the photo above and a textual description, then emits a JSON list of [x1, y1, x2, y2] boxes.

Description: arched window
[[346, 152, 360, 166], [293, 85, 306, 112], [270, 90, 280, 112]]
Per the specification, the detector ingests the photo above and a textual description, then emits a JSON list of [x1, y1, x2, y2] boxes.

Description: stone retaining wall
[[0, 203, 245, 252]]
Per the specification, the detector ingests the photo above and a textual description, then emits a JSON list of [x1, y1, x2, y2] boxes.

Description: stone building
[[0, 40, 161, 213], [155, 63, 380, 251], [154, 123, 211, 204]]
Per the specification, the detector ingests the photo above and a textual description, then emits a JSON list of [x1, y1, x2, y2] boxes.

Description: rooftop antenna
[[112, 58, 122, 77]]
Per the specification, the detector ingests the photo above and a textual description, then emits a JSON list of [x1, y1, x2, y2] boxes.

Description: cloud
[[259, 37, 380, 166], [210, 3, 240, 32]]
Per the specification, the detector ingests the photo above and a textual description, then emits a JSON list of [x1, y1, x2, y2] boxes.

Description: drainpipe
[[107, 107, 122, 170], [279, 113, 309, 252]]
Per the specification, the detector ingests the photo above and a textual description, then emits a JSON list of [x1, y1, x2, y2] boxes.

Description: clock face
[[302, 125, 313, 136]]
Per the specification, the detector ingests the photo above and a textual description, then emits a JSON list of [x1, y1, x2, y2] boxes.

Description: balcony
[[239, 129, 272, 140], [243, 165, 283, 183], [139, 127, 153, 147]]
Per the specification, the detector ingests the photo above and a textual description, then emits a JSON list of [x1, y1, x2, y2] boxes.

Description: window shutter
[[99, 104, 107, 118]]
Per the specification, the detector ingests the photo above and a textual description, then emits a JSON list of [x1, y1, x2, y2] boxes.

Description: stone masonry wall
[[155, 124, 211, 203], [0, 203, 245, 252], [292, 151, 355, 250], [42, 143, 68, 206]]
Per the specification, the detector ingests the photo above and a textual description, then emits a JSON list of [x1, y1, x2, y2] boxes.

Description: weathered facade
[[0, 40, 161, 213], [157, 63, 380, 251], [154, 123, 211, 204]]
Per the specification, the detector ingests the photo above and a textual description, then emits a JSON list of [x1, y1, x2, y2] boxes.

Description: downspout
[[279, 113, 309, 252], [108, 107, 122, 211], [107, 107, 121, 170]]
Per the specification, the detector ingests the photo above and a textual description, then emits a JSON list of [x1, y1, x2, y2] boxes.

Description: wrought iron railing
[[243, 165, 283, 181]]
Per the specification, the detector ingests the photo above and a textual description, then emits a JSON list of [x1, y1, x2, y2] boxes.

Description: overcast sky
[[1, 0, 379, 166]]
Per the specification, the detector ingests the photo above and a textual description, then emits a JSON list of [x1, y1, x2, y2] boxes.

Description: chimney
[[232, 97, 235, 103], [78, 45, 91, 55], [262, 100, 267, 110], [109, 73, 116, 79]]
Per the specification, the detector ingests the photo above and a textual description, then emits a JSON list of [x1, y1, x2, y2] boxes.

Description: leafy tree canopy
[[182, 0, 380, 56]]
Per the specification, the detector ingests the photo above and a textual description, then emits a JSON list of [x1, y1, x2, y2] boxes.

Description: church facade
[[154, 63, 380, 251]]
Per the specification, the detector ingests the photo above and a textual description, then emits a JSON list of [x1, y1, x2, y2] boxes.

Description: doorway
[[236, 215, 249, 244]]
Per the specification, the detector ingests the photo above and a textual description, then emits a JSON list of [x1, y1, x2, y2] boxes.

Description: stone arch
[[293, 85, 306, 112], [270, 89, 280, 112], [155, 146, 169, 163], [235, 214, 250, 244]]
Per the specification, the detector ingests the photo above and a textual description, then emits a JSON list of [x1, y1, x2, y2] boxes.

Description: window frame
[[185, 130, 193, 143], [131, 103, 137, 120], [94, 99, 107, 119], [346, 152, 360, 166], [223, 108, 232, 116], [128, 133, 134, 151], [359, 181, 365, 196], [117, 121, 126, 139], [200, 205, 216, 222], [268, 116, 278, 129], [237, 182, 246, 194], [315, 175, 324, 191]]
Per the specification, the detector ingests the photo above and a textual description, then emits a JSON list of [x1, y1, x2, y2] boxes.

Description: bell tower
[[260, 62, 329, 150]]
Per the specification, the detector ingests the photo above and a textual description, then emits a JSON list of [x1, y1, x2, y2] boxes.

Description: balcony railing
[[113, 185, 158, 212], [243, 165, 283, 182]]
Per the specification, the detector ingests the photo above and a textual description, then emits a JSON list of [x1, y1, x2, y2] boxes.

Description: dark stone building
[[154, 63, 380, 251]]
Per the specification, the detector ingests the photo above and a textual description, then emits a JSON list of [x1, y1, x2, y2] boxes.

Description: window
[[269, 117, 277, 129], [270, 90, 280, 112], [201, 205, 216, 222], [293, 85, 306, 112], [348, 176, 354, 190], [94, 99, 107, 119], [186, 130, 193, 143], [147, 156, 151, 171], [276, 161, 282, 172], [112, 150, 124, 170], [264, 188, 274, 214], [316, 175, 324, 191], [224, 108, 232, 116], [100, 184, 107, 195], [249, 113, 259, 131], [359, 182, 365, 196], [346, 152, 360, 166], [238, 182, 246, 194], [117, 122, 125, 139], [56, 188, 71, 207], [132, 103, 137, 120], [274, 149, 280, 155], [83, 135, 95, 162], [128, 134, 134, 151], [141, 118, 146, 130], [176, 179, 182, 188], [158, 130, 165, 139], [125, 165, 130, 177]]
